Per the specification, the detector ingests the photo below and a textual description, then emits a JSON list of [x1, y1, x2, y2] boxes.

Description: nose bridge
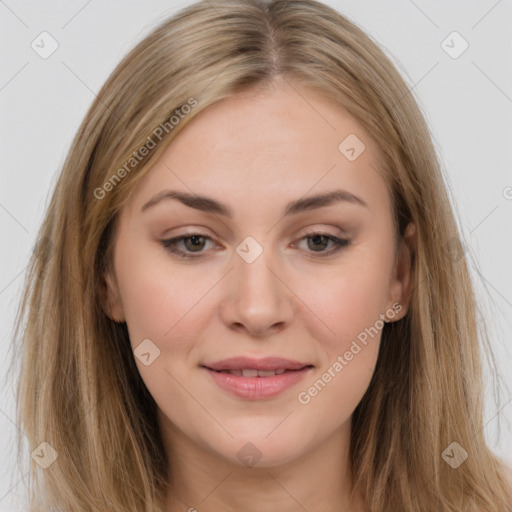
[[235, 234, 282, 301], [220, 233, 293, 335]]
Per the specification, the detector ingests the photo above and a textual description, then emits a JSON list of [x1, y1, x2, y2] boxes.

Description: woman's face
[[103, 78, 413, 468]]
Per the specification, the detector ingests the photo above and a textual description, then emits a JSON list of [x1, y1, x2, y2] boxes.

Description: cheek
[[303, 258, 391, 350], [114, 243, 205, 415], [114, 238, 197, 350], [120, 273, 175, 343], [295, 274, 386, 423], [294, 251, 392, 412]]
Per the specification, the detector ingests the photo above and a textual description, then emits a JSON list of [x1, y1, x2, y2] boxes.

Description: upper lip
[[202, 357, 313, 372]]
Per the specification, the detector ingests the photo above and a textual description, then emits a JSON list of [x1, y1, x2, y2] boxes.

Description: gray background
[[1, 1, 511, 509]]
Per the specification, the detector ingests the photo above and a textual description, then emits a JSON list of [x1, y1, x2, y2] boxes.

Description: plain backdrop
[[1, 0, 511, 509]]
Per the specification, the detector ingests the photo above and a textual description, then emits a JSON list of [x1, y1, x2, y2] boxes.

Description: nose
[[219, 244, 294, 338]]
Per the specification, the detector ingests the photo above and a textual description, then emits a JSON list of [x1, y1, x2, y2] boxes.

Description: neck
[[161, 415, 367, 512]]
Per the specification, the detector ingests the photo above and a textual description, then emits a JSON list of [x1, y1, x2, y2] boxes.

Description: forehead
[[126, 80, 391, 220]]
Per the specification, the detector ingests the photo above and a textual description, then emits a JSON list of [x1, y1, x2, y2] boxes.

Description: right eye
[[161, 233, 218, 259]]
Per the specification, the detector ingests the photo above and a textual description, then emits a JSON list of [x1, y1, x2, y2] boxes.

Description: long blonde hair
[[9, 0, 511, 510]]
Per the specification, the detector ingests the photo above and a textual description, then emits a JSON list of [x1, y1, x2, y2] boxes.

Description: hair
[[8, 0, 512, 510]]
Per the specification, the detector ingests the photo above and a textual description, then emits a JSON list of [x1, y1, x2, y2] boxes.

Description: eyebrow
[[140, 188, 368, 217]]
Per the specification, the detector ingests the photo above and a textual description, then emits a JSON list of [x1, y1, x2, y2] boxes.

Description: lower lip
[[202, 366, 313, 400]]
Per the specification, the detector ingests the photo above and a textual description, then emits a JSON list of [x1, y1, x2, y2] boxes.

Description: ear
[[99, 269, 126, 323], [386, 222, 416, 322]]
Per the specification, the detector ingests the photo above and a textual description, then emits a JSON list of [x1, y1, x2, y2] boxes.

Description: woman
[[11, 0, 512, 510]]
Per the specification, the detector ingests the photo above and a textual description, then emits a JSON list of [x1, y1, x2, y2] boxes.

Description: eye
[[294, 232, 350, 257], [161, 233, 216, 259], [160, 231, 350, 260]]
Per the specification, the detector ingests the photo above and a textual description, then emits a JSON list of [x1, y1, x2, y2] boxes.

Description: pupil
[[309, 235, 327, 251], [186, 235, 204, 251]]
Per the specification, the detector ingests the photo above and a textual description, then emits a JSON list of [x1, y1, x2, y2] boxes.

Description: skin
[[102, 76, 416, 512]]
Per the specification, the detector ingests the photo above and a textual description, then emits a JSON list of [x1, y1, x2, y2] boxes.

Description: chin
[[208, 430, 307, 469]]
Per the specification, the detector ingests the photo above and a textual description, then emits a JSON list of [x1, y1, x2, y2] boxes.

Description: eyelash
[[160, 231, 350, 260]]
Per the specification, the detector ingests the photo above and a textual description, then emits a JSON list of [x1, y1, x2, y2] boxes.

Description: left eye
[[161, 232, 350, 259], [295, 232, 350, 256]]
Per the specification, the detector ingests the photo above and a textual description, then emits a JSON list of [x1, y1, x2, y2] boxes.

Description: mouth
[[201, 356, 313, 372], [203, 366, 313, 377], [200, 357, 314, 399]]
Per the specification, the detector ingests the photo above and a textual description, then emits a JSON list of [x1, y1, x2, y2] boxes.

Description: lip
[[202, 356, 311, 372], [201, 357, 314, 400]]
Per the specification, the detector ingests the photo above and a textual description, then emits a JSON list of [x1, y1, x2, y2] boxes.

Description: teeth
[[257, 370, 278, 377], [220, 368, 289, 377], [242, 369, 259, 378], [227, 369, 243, 376]]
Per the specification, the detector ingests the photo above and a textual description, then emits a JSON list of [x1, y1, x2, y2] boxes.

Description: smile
[[202, 365, 314, 399]]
